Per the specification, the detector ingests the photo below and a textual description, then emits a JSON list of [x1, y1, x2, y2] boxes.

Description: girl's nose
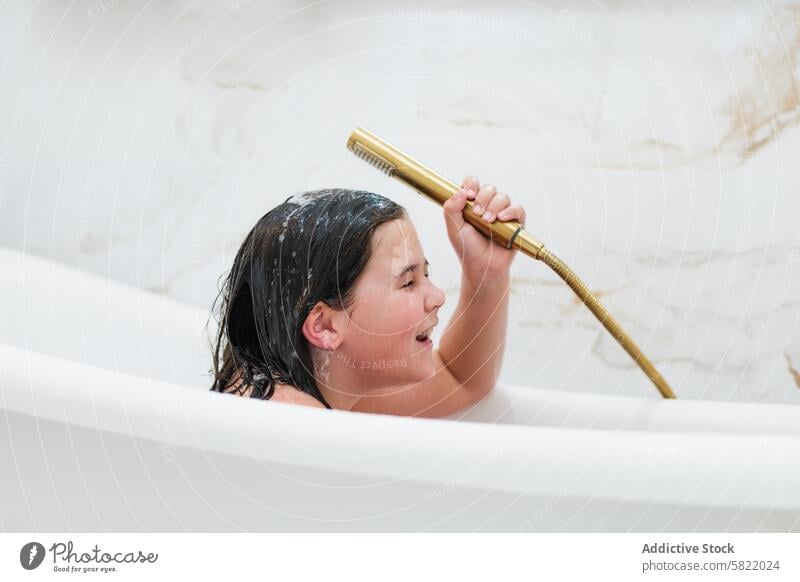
[[426, 282, 446, 311]]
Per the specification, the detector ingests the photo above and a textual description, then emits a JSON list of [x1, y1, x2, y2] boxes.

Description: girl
[[209, 175, 527, 418]]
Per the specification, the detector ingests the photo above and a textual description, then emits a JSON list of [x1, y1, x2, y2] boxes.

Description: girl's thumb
[[443, 189, 467, 236]]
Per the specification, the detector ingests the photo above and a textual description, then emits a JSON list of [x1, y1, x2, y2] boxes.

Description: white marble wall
[[1, 0, 798, 403]]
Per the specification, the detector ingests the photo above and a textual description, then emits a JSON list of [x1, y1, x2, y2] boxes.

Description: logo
[[20, 542, 46, 570]]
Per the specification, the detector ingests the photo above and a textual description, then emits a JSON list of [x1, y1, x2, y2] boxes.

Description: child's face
[[338, 217, 446, 385]]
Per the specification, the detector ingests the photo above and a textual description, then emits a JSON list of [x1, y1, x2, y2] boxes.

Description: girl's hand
[[443, 175, 527, 282]]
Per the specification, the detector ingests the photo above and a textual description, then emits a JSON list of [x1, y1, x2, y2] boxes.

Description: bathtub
[[1, 246, 798, 532]]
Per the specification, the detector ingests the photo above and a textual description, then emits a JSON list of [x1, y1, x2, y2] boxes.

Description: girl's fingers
[[459, 175, 527, 225], [461, 175, 480, 199], [497, 204, 527, 225], [482, 192, 510, 222], [472, 183, 496, 217]]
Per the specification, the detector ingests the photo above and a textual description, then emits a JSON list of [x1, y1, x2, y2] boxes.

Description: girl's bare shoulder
[[271, 384, 326, 408], [225, 371, 325, 409]]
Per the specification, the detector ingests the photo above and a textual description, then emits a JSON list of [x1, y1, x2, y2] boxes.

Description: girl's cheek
[[371, 297, 410, 338], [377, 290, 422, 337]]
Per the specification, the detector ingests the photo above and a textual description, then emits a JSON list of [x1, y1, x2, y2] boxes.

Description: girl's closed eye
[[402, 269, 430, 288]]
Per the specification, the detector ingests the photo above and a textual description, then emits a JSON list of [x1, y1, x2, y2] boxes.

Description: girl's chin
[[415, 344, 436, 373]]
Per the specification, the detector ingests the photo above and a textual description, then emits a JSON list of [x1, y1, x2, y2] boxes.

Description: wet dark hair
[[208, 188, 407, 408]]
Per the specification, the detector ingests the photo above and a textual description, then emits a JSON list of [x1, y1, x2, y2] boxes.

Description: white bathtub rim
[[2, 343, 799, 512]]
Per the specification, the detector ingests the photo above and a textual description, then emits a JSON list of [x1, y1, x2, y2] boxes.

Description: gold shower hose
[[346, 126, 676, 399]]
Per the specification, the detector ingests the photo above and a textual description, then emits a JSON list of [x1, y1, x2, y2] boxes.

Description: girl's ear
[[302, 302, 344, 351]]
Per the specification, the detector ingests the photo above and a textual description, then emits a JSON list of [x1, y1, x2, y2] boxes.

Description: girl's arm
[[436, 270, 511, 403]]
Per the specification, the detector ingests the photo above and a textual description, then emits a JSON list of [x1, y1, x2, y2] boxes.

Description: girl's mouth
[[415, 325, 435, 348], [416, 337, 433, 348]]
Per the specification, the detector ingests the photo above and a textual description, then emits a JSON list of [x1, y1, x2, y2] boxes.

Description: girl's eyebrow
[[395, 258, 430, 279]]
